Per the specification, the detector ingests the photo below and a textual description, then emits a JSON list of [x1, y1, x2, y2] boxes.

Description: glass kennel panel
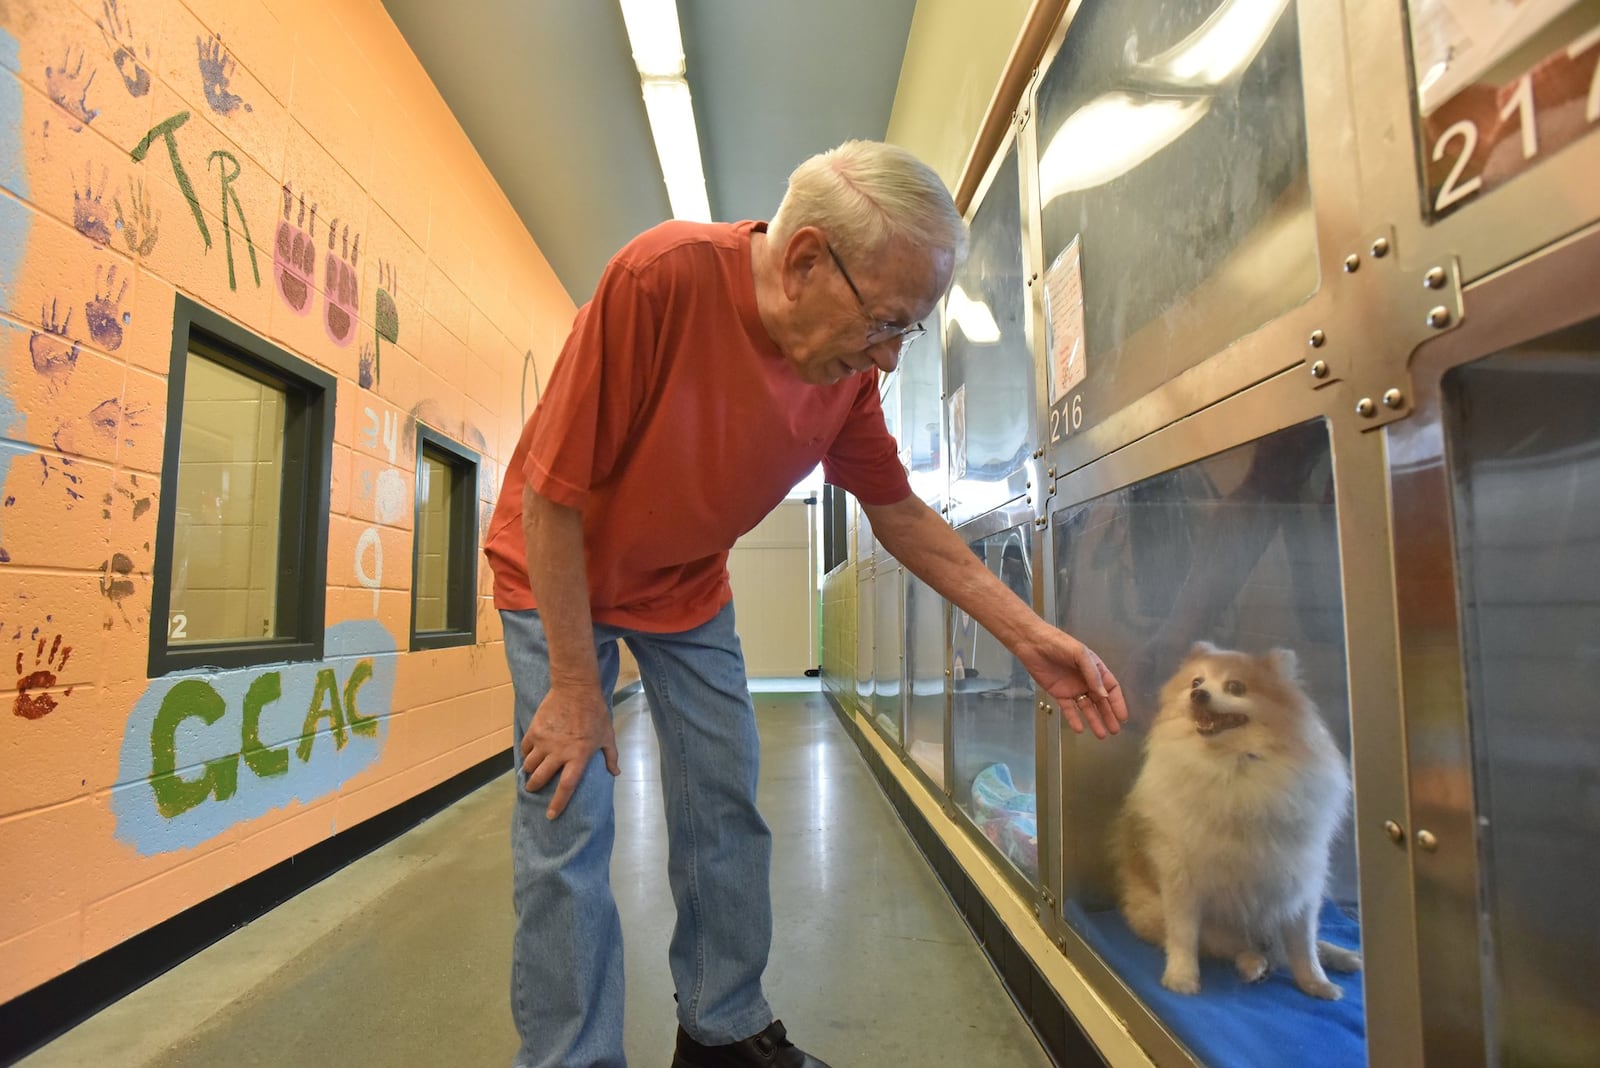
[[900, 308, 947, 508], [904, 570, 948, 788], [1444, 329, 1600, 1068], [855, 567, 875, 717], [950, 518, 1039, 885], [873, 564, 904, 744], [1053, 419, 1364, 1068], [945, 143, 1034, 528], [1033, 0, 1316, 424]]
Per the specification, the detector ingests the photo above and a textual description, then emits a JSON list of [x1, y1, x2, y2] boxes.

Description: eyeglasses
[[826, 244, 926, 348]]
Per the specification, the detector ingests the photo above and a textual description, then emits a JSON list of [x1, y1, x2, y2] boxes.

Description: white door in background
[[726, 498, 817, 677]]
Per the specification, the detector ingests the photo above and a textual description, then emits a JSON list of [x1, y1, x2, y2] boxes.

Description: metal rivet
[[945, 669, 952, 678], [1382, 388, 1404, 409], [1056, 934, 1067, 950], [1047, 465, 1057, 477], [1025, 480, 1032, 489], [1309, 329, 1326, 348], [1424, 266, 1446, 289], [1371, 237, 1390, 258], [1311, 360, 1329, 379], [1383, 819, 1404, 844], [1343, 253, 1360, 272], [1356, 397, 1377, 417], [1427, 306, 1452, 328], [1416, 829, 1439, 852]]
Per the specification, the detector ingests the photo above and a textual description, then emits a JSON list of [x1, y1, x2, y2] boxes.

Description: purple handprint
[[73, 163, 113, 246], [323, 220, 360, 347], [97, 0, 152, 97], [45, 48, 99, 130], [197, 35, 252, 116], [30, 299, 79, 389], [85, 264, 129, 351]]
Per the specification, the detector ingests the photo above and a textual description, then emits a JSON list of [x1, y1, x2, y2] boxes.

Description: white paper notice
[[1044, 237, 1087, 404]]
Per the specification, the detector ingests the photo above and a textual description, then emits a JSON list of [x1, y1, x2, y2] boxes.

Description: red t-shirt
[[484, 220, 911, 632]]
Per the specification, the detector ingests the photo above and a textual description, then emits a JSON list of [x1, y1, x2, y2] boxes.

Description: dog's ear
[[1266, 647, 1300, 680], [1187, 640, 1218, 659]]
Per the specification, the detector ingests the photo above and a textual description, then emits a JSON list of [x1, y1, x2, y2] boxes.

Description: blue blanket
[[1064, 901, 1367, 1067]]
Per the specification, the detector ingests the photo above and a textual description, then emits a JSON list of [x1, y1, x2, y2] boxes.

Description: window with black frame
[[149, 297, 334, 677], [411, 426, 479, 650]]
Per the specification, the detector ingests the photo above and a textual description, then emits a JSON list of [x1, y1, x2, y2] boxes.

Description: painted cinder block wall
[[0, 0, 577, 1003]]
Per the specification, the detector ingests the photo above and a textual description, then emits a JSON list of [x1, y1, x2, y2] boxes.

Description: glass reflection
[[951, 522, 1038, 883], [1053, 419, 1364, 1066], [1034, 0, 1315, 420], [905, 572, 947, 786], [944, 143, 1033, 527], [1445, 328, 1600, 1067]]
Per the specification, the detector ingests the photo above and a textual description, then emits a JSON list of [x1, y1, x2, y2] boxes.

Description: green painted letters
[[149, 679, 240, 818], [344, 659, 377, 738], [241, 671, 288, 778], [296, 668, 348, 762]]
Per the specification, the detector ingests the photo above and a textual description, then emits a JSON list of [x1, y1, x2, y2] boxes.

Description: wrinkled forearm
[[522, 483, 601, 690], [861, 495, 1047, 654]]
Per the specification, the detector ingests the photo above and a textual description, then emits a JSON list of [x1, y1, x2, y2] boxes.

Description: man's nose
[[866, 336, 903, 374]]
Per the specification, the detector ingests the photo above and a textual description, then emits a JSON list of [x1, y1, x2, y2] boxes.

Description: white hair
[[769, 140, 968, 265]]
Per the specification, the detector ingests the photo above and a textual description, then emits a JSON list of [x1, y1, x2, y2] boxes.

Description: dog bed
[[1063, 900, 1366, 1067]]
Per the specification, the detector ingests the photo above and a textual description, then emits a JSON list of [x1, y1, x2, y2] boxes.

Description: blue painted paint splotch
[[112, 620, 399, 856], [0, 32, 28, 201], [0, 37, 31, 563]]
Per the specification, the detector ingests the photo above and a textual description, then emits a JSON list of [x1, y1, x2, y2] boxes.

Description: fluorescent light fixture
[[1137, 0, 1291, 87], [1037, 91, 1210, 204], [619, 0, 711, 222], [641, 78, 711, 222], [618, 0, 685, 77], [946, 283, 1001, 344]]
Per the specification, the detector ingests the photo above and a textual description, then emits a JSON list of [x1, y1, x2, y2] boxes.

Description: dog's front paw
[[1161, 963, 1202, 995], [1296, 976, 1343, 1001]]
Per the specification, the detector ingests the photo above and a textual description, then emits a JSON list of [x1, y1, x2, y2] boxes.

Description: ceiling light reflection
[[1037, 92, 1210, 205], [946, 283, 1001, 344], [1137, 0, 1291, 87]]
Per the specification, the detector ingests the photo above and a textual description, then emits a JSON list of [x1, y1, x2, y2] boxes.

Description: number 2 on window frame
[[1432, 120, 1483, 214]]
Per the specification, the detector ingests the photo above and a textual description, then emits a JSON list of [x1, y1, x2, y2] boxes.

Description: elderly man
[[485, 140, 1127, 1068]]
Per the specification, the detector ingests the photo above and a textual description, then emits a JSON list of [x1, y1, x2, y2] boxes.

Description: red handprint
[[323, 220, 360, 347], [273, 185, 317, 314], [14, 632, 73, 720]]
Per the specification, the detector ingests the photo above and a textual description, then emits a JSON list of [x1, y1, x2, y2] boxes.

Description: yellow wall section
[[885, 0, 1034, 192], [0, 0, 574, 1001]]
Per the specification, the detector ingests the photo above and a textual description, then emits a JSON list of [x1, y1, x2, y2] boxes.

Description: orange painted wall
[[0, 0, 574, 1002]]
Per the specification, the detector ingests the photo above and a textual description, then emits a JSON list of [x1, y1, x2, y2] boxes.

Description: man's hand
[[1015, 625, 1129, 739], [520, 683, 620, 819]]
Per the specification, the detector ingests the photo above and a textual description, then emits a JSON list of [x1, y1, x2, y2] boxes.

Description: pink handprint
[[323, 220, 360, 347], [85, 264, 130, 351], [273, 185, 317, 314], [45, 48, 99, 130], [30, 299, 79, 389], [73, 163, 114, 246]]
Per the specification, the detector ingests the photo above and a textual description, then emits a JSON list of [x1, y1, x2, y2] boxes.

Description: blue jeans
[[503, 604, 775, 1068]]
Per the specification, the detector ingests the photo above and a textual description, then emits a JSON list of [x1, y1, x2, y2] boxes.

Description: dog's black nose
[[1190, 687, 1211, 706]]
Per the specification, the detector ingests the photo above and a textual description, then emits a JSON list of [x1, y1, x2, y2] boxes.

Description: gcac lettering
[[149, 660, 376, 817]]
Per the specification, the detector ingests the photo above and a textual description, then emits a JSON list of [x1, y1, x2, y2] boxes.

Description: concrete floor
[[22, 689, 1052, 1067]]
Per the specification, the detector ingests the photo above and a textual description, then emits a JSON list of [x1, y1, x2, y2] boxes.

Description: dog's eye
[[1224, 679, 1247, 696], [1191, 676, 1203, 689]]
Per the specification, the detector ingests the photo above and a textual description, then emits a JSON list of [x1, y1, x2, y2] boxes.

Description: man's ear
[[779, 226, 827, 301]]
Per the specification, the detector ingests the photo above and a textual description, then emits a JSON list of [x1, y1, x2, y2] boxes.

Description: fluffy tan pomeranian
[[1111, 642, 1362, 999]]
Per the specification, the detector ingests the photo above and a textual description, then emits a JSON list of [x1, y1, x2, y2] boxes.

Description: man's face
[[783, 229, 954, 386]]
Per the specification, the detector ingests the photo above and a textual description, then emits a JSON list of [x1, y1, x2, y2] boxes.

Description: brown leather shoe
[[669, 1019, 833, 1068]]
